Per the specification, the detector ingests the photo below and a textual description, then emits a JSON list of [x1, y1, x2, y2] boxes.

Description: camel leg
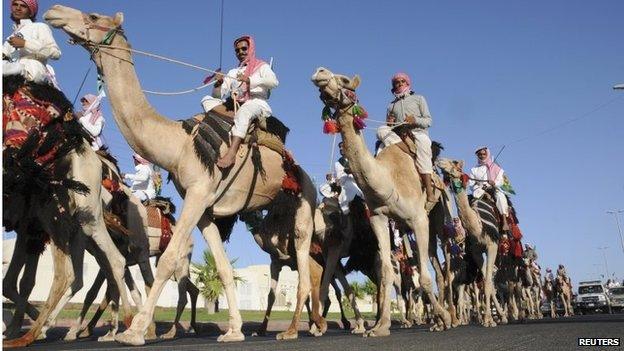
[[65, 268, 106, 340], [337, 267, 367, 333], [3, 235, 40, 339], [441, 244, 459, 328], [115, 188, 209, 346], [364, 214, 394, 337], [328, 278, 350, 330], [3, 241, 73, 348], [277, 199, 316, 341], [491, 290, 507, 324], [161, 256, 195, 339], [307, 258, 325, 336], [198, 218, 245, 343], [409, 216, 451, 332], [255, 259, 281, 337], [318, 244, 341, 316], [480, 244, 497, 327]]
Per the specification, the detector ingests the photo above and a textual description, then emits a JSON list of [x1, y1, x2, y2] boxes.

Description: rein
[[68, 15, 240, 95]]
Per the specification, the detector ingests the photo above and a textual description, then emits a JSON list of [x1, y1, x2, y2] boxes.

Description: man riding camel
[[3, 0, 61, 84], [375, 72, 435, 204], [200, 35, 278, 169], [469, 146, 511, 232]]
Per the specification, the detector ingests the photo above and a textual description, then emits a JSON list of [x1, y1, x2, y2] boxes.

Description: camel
[[520, 246, 542, 319], [436, 158, 501, 327], [543, 277, 557, 318], [556, 275, 573, 317], [311, 67, 451, 336], [2, 77, 132, 348], [45, 5, 318, 345]]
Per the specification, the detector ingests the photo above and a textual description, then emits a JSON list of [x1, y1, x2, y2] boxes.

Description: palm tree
[[191, 249, 244, 314], [362, 278, 378, 312]]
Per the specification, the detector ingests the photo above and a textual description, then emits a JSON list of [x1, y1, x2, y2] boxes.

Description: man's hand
[[236, 72, 250, 84], [488, 180, 496, 187], [405, 114, 416, 124], [8, 36, 25, 49]]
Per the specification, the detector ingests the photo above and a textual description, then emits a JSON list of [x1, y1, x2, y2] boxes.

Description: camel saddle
[[144, 197, 176, 252]]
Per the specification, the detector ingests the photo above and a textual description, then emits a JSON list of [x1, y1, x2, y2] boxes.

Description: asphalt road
[[20, 314, 624, 351]]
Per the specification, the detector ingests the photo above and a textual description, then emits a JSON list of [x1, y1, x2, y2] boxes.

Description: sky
[[3, 0, 624, 285]]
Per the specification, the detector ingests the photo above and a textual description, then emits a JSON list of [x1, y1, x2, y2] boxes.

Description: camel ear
[[113, 12, 124, 26], [349, 75, 361, 90], [457, 160, 464, 169]]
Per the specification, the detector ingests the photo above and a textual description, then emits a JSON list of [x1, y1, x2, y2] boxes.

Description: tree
[[191, 250, 244, 314], [362, 278, 378, 311]]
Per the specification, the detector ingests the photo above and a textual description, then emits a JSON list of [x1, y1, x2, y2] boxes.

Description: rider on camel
[[375, 72, 435, 205], [77, 92, 107, 151], [200, 35, 278, 169], [3, 0, 61, 84]]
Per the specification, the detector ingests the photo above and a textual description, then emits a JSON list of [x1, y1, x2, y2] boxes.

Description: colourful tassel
[[321, 105, 333, 121], [353, 116, 366, 130], [323, 119, 339, 134]]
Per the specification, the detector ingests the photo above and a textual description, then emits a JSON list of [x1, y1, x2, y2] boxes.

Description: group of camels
[[2, 5, 575, 348]]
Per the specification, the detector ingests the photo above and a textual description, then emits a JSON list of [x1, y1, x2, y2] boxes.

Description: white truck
[[576, 280, 612, 314]]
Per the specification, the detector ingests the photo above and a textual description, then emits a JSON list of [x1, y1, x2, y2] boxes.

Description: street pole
[[597, 247, 610, 280], [606, 209, 624, 255]]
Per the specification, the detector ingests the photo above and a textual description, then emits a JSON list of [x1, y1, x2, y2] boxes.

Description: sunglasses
[[235, 46, 249, 53]]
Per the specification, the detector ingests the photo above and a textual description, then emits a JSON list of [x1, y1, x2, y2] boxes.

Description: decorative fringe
[[281, 151, 302, 195]]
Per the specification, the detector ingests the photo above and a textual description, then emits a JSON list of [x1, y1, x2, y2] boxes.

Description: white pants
[[376, 126, 433, 174], [495, 190, 509, 216], [132, 189, 155, 202], [201, 96, 272, 138]]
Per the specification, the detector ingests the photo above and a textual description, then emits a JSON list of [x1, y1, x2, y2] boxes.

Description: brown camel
[[45, 5, 318, 345], [311, 67, 451, 337], [436, 158, 500, 327]]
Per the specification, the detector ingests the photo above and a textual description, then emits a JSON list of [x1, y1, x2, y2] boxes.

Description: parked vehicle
[[576, 280, 612, 314], [608, 286, 624, 313]]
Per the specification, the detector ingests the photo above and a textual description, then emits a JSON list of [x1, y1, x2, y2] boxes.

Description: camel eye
[[89, 14, 98, 21]]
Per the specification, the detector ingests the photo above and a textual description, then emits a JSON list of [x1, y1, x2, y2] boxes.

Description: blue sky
[[4, 0, 623, 284]]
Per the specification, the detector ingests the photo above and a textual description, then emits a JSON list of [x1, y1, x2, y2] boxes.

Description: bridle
[[68, 13, 129, 64]]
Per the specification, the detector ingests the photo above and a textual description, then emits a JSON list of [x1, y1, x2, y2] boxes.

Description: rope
[[219, 0, 225, 70], [142, 81, 215, 96], [328, 134, 338, 175], [71, 64, 92, 105]]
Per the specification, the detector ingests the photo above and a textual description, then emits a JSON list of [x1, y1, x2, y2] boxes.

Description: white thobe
[[469, 164, 508, 216], [3, 20, 61, 83]]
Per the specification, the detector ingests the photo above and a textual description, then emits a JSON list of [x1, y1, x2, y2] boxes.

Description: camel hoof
[[499, 316, 508, 325], [160, 326, 177, 340], [400, 321, 413, 329], [309, 323, 319, 336], [77, 327, 93, 339], [98, 332, 116, 342], [276, 329, 298, 340], [3, 332, 35, 348], [64, 329, 79, 341], [115, 329, 145, 346], [217, 330, 244, 343], [342, 319, 351, 330], [145, 323, 158, 340], [351, 322, 366, 334], [364, 328, 390, 337]]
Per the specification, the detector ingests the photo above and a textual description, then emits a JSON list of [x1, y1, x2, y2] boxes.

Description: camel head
[[44, 5, 124, 66], [436, 158, 465, 180], [311, 67, 361, 110]]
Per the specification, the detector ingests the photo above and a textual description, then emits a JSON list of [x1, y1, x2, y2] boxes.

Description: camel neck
[[98, 35, 184, 172], [451, 185, 482, 235], [336, 111, 389, 201]]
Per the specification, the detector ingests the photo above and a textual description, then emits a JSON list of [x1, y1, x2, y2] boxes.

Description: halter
[[68, 13, 128, 64], [318, 76, 367, 134]]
